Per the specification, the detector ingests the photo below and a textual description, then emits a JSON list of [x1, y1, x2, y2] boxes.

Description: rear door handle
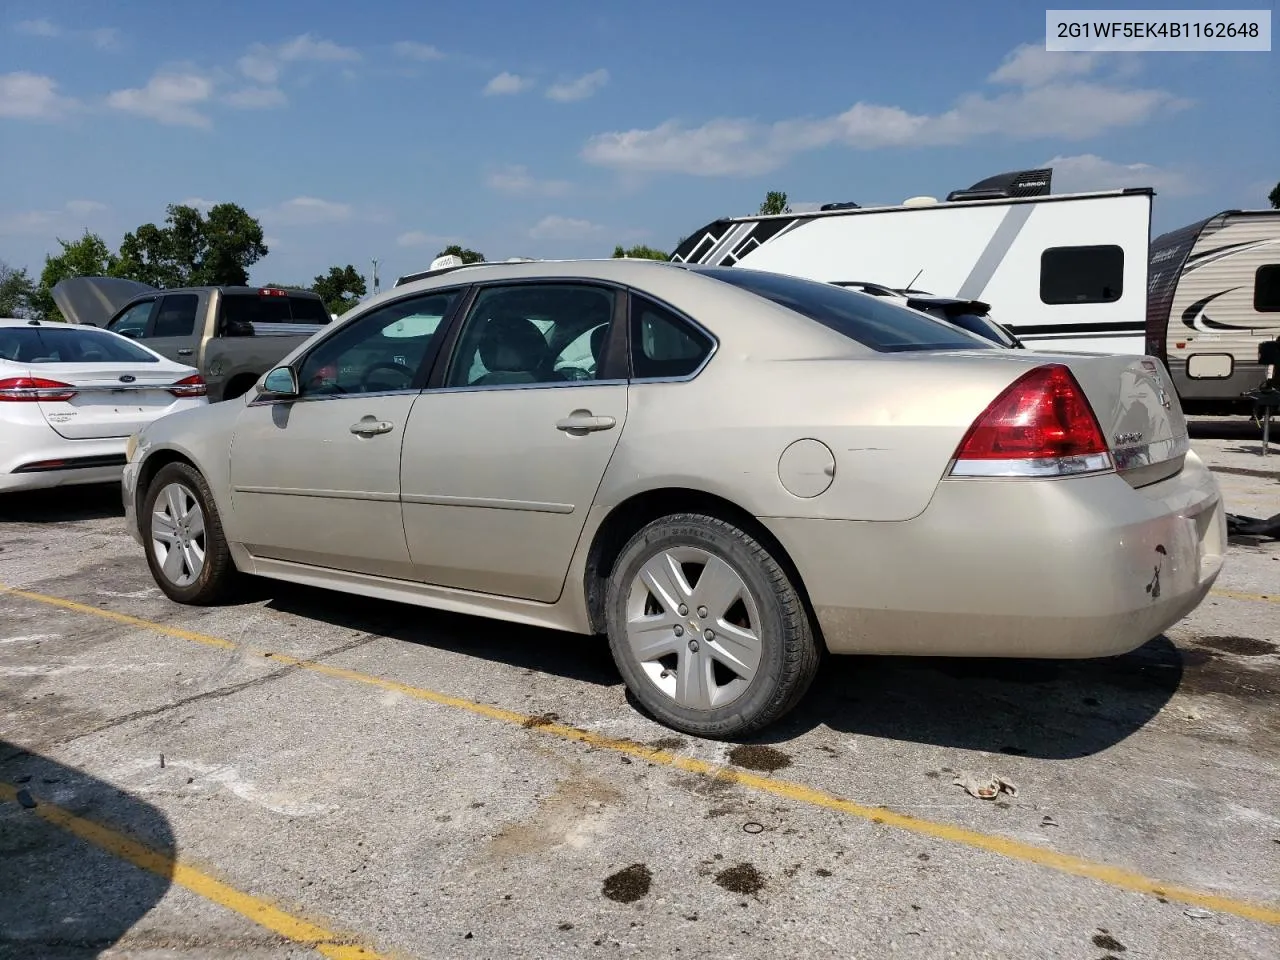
[[177, 348, 194, 357], [350, 418, 395, 437], [556, 412, 616, 433]]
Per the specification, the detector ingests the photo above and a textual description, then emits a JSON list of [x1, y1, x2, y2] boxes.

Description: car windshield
[[697, 268, 994, 352], [0, 325, 160, 363]]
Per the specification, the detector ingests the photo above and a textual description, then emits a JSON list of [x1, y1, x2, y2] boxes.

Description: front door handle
[[350, 417, 395, 437], [556, 411, 616, 433], [177, 348, 194, 357]]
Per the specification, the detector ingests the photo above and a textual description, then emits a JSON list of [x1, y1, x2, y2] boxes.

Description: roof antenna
[[905, 268, 923, 291]]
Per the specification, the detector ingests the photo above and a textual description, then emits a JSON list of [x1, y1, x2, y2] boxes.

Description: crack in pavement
[[10, 631, 386, 755]]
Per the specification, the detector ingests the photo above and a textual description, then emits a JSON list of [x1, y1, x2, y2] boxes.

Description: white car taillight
[[948, 364, 1114, 479], [168, 374, 207, 398], [0, 377, 79, 402]]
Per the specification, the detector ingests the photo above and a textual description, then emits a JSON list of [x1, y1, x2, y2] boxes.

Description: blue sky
[[1, 0, 1275, 290]]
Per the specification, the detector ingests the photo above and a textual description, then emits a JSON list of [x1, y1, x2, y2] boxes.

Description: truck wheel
[[604, 513, 820, 739], [142, 462, 241, 605]]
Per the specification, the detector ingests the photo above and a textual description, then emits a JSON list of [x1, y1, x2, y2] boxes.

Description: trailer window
[[1040, 245, 1124, 305], [1254, 265, 1280, 312]]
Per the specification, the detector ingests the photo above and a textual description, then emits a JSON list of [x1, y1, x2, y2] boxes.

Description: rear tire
[[604, 513, 820, 739], [141, 462, 240, 605]]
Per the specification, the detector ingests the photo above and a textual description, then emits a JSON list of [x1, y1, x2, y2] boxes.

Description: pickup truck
[[51, 278, 332, 402]]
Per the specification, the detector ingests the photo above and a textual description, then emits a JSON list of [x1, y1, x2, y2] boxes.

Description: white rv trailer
[[670, 168, 1153, 356], [1145, 210, 1280, 409]]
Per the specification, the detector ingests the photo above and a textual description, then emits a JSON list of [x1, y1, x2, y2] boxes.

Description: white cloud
[[89, 27, 121, 50], [988, 44, 1097, 87], [238, 33, 360, 84], [107, 71, 213, 128], [0, 72, 78, 120], [582, 44, 1188, 177], [485, 165, 572, 197], [182, 197, 218, 211], [546, 68, 608, 102], [0, 200, 109, 236], [529, 215, 601, 240], [15, 18, 59, 37], [258, 197, 354, 226], [225, 85, 287, 109], [583, 90, 1182, 176], [1043, 153, 1195, 196], [393, 40, 445, 61], [484, 72, 533, 96], [65, 199, 108, 215]]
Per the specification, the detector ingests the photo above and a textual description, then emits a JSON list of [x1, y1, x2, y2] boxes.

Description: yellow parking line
[[5, 583, 1280, 928], [1210, 588, 1278, 604], [0, 781, 391, 959]]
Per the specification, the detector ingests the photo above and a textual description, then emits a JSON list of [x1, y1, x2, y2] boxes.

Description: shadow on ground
[[747, 636, 1186, 759], [259, 580, 1192, 758], [0, 740, 173, 960], [0, 484, 124, 525], [262, 580, 621, 687]]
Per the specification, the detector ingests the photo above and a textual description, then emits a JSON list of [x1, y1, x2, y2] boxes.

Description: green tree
[[0, 261, 36, 318], [117, 202, 268, 288], [1270, 181, 1280, 209], [758, 190, 791, 216], [31, 231, 120, 321], [612, 244, 669, 261], [437, 244, 485, 264], [312, 264, 368, 316]]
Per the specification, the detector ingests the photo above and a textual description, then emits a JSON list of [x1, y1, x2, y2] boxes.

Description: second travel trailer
[[670, 168, 1153, 356], [1145, 210, 1280, 411]]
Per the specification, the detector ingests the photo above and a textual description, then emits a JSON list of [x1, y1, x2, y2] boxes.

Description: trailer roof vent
[[902, 196, 939, 207], [819, 201, 860, 211], [946, 168, 1052, 202]]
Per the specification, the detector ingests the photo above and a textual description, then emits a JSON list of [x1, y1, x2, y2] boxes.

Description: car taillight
[[0, 377, 79, 402], [168, 374, 207, 398], [948, 364, 1113, 478]]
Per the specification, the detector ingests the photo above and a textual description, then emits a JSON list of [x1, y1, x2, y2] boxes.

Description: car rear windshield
[[697, 268, 993, 352], [221, 293, 331, 326], [0, 326, 159, 364]]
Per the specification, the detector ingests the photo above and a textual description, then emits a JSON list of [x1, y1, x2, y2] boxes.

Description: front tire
[[141, 462, 240, 605], [605, 513, 820, 739]]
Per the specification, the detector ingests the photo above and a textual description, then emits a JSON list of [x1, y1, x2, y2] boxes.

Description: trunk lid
[[1046, 353, 1188, 487], [30, 362, 199, 439], [52, 276, 156, 327]]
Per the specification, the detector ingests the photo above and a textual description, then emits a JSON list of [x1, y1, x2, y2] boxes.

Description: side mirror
[[259, 366, 299, 399]]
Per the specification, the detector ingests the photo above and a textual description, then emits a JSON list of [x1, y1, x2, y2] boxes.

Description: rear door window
[[152, 294, 199, 338], [698, 268, 991, 352]]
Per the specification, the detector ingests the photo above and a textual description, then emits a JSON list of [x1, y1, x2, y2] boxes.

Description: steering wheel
[[360, 361, 415, 392], [555, 366, 593, 382]]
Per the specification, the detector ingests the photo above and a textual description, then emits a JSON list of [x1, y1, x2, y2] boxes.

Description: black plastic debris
[[1226, 511, 1280, 540], [16, 789, 37, 809]]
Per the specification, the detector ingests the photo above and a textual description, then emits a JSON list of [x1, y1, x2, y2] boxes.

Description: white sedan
[[1, 318, 207, 493]]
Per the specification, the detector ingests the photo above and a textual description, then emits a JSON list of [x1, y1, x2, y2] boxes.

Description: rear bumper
[[0, 429, 130, 494], [764, 450, 1225, 658]]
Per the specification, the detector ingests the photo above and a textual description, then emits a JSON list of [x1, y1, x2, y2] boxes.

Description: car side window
[[108, 299, 156, 339], [629, 295, 713, 379], [152, 294, 199, 338], [295, 291, 458, 398], [443, 284, 616, 388]]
